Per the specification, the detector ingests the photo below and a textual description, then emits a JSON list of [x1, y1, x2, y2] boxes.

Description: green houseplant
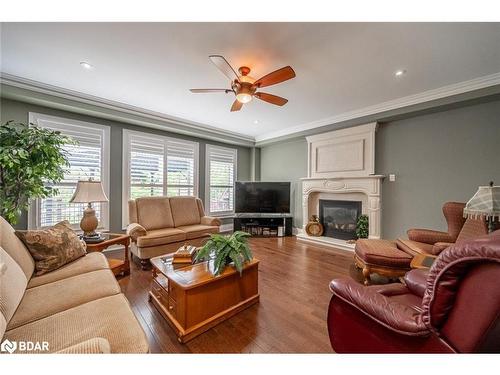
[[0, 121, 74, 225], [356, 214, 369, 239], [195, 231, 253, 276]]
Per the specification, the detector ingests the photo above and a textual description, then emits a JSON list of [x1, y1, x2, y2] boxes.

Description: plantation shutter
[[129, 133, 165, 199], [166, 139, 198, 197], [207, 145, 237, 214], [34, 116, 109, 229]]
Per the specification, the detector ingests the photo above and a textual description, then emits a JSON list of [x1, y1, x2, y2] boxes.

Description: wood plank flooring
[[106, 236, 365, 353]]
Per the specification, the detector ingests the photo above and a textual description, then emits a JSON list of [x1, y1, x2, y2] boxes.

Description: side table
[[85, 233, 130, 276], [410, 253, 437, 269]]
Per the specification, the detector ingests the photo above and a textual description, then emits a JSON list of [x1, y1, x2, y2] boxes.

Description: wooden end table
[[85, 233, 130, 276], [149, 253, 259, 343], [410, 253, 437, 269]]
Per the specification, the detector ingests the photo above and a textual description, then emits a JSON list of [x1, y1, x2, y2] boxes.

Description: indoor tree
[[0, 121, 74, 225]]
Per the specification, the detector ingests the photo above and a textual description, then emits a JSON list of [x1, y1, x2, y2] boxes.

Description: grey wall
[[260, 138, 308, 228], [260, 98, 500, 238], [1, 98, 253, 231], [376, 99, 500, 238]]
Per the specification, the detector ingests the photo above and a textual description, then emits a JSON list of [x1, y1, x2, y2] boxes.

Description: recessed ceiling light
[[395, 69, 406, 77], [253, 120, 259, 125], [80, 61, 94, 70]]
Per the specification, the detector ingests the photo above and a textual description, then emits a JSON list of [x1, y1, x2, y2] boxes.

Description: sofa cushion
[[136, 197, 175, 230], [177, 224, 219, 240], [131, 235, 210, 260], [170, 197, 201, 227], [0, 246, 28, 327], [27, 252, 109, 289], [15, 221, 87, 276], [0, 216, 35, 279], [4, 294, 149, 353], [8, 269, 121, 330], [55, 338, 111, 354], [355, 239, 412, 269], [136, 228, 186, 248], [0, 314, 6, 340]]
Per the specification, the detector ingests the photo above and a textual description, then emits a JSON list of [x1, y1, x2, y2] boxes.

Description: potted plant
[[356, 214, 369, 239], [0, 121, 74, 225], [195, 231, 253, 276]]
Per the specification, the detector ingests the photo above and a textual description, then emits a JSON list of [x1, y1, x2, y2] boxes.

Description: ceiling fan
[[190, 55, 296, 112]]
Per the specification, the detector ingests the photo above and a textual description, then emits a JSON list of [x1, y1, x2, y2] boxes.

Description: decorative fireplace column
[[297, 122, 384, 251]]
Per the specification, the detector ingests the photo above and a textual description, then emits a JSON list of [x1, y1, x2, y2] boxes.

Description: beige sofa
[[127, 196, 221, 268], [0, 216, 149, 354]]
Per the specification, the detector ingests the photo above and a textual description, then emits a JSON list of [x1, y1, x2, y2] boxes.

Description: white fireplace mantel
[[300, 175, 384, 240], [297, 123, 384, 251]]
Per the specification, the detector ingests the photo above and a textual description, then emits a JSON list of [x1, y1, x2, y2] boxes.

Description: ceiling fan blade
[[231, 100, 243, 112], [253, 66, 296, 88], [190, 89, 232, 93], [254, 92, 288, 106], [209, 55, 239, 82]]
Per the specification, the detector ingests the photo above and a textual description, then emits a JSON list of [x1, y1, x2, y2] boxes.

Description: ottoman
[[354, 239, 413, 285]]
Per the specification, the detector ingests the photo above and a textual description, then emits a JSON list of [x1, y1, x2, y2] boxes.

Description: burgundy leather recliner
[[327, 230, 500, 353]]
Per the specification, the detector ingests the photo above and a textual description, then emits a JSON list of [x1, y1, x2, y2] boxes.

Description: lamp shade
[[463, 184, 500, 220], [69, 180, 109, 203]]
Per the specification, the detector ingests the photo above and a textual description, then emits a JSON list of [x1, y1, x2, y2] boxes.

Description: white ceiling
[[2, 23, 500, 141]]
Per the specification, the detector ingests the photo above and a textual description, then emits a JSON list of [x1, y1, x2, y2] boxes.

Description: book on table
[[172, 243, 197, 264]]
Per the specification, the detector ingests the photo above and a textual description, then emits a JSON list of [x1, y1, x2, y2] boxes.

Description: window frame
[[205, 144, 238, 217], [27, 113, 110, 231], [122, 129, 199, 228]]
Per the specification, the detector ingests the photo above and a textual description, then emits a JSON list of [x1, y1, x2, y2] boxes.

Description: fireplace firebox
[[319, 199, 362, 240]]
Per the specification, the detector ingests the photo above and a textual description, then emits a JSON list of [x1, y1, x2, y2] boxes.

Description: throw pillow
[[15, 220, 87, 275]]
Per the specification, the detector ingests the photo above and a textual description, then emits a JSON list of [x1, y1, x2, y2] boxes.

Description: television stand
[[233, 216, 293, 237]]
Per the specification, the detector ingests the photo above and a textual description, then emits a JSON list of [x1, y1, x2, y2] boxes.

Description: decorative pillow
[[15, 221, 87, 275]]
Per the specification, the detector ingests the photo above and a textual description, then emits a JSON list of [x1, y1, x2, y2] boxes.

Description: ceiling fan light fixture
[[236, 93, 253, 103], [192, 55, 295, 112], [238, 75, 254, 84]]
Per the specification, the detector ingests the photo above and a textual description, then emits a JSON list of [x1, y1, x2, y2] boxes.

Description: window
[[123, 130, 199, 225], [28, 113, 110, 230], [206, 144, 237, 216]]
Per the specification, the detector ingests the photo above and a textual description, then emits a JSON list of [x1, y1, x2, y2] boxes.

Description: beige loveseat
[[127, 196, 221, 268], [0, 216, 149, 354]]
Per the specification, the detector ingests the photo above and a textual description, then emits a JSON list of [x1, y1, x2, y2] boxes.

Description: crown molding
[[0, 73, 255, 147], [255, 71, 500, 145], [2, 71, 500, 148]]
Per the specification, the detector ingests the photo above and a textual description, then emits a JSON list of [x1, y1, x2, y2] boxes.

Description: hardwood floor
[[106, 236, 365, 353]]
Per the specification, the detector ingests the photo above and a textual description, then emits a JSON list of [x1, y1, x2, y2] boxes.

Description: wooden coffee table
[[149, 254, 259, 343]]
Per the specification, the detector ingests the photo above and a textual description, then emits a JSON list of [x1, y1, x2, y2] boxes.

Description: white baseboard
[[296, 232, 355, 252]]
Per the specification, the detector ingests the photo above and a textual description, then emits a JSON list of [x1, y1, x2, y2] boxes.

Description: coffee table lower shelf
[[149, 292, 259, 343]]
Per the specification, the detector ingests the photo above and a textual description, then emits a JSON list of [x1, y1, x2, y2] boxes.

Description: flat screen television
[[235, 182, 291, 214]]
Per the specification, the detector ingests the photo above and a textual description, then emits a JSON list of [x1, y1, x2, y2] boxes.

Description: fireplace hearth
[[319, 199, 362, 240]]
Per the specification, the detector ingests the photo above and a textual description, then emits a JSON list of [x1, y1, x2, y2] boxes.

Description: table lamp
[[463, 181, 500, 233], [69, 179, 109, 239]]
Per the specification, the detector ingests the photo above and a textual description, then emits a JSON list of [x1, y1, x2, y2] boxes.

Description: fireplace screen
[[319, 199, 362, 240]]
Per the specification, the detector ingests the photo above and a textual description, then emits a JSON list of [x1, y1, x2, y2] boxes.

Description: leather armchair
[[398, 201, 488, 256], [328, 231, 500, 353], [407, 202, 466, 244]]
